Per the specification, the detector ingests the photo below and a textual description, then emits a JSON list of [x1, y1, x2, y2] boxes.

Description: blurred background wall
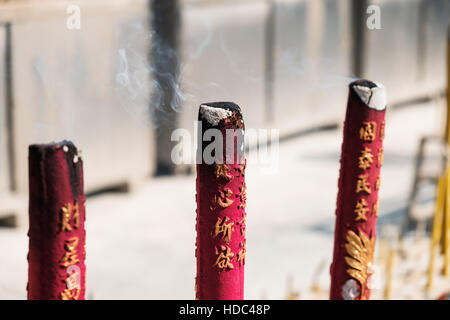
[[0, 24, 7, 196], [0, 0, 449, 220]]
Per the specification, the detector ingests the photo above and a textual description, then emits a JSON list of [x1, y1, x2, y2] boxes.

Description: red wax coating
[[27, 141, 86, 300], [196, 102, 246, 300], [330, 80, 386, 300]]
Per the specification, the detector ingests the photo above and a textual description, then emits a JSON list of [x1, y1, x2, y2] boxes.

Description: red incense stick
[[27, 141, 86, 300], [330, 80, 387, 300], [195, 102, 247, 300]]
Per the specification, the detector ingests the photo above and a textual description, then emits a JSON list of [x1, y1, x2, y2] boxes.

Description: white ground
[[1, 100, 450, 299]]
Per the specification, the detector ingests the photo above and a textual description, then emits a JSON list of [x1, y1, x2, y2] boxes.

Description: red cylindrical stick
[[330, 80, 387, 300], [27, 141, 86, 300], [195, 102, 246, 300]]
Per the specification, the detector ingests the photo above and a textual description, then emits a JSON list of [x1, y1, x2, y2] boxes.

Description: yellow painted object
[[447, 29, 450, 143], [427, 175, 445, 289], [429, 27, 450, 289], [444, 28, 450, 277], [444, 172, 450, 276], [286, 292, 299, 300], [384, 248, 395, 300], [379, 239, 389, 266]]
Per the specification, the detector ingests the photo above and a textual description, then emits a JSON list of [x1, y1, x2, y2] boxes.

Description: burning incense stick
[[330, 80, 387, 300], [195, 102, 246, 300], [27, 141, 86, 300]]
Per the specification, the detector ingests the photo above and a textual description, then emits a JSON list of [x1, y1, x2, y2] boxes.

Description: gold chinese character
[[213, 217, 234, 244], [358, 147, 373, 170], [356, 174, 371, 194], [214, 245, 234, 270], [239, 213, 247, 236], [61, 288, 80, 300], [360, 122, 377, 142], [214, 164, 233, 181], [237, 159, 246, 177], [375, 176, 381, 191], [380, 121, 385, 141], [237, 242, 246, 267], [60, 237, 80, 267], [373, 200, 379, 217], [237, 183, 247, 209], [377, 148, 383, 167], [61, 202, 80, 232], [354, 199, 368, 221], [211, 188, 234, 211]]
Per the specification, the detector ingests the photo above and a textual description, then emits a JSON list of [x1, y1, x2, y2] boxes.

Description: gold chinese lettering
[[61, 288, 80, 300], [61, 202, 80, 232], [377, 148, 383, 167], [213, 217, 234, 244], [358, 147, 373, 170], [380, 121, 385, 141], [356, 174, 371, 194], [237, 183, 247, 209], [214, 245, 234, 270], [214, 164, 233, 181], [237, 159, 246, 177], [354, 199, 368, 221], [373, 200, 379, 217], [375, 176, 381, 191], [60, 237, 80, 267], [237, 242, 246, 267], [211, 188, 234, 211], [238, 213, 247, 236], [359, 122, 376, 142]]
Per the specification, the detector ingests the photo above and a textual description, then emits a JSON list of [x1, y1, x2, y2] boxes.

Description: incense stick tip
[[199, 102, 240, 126], [351, 80, 386, 111]]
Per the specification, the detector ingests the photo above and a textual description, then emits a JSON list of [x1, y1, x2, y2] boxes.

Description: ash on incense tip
[[351, 79, 386, 111], [199, 102, 243, 127]]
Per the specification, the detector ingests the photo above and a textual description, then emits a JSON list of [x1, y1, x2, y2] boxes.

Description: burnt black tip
[[29, 140, 76, 152], [200, 102, 241, 113], [28, 141, 79, 160], [350, 79, 378, 89]]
